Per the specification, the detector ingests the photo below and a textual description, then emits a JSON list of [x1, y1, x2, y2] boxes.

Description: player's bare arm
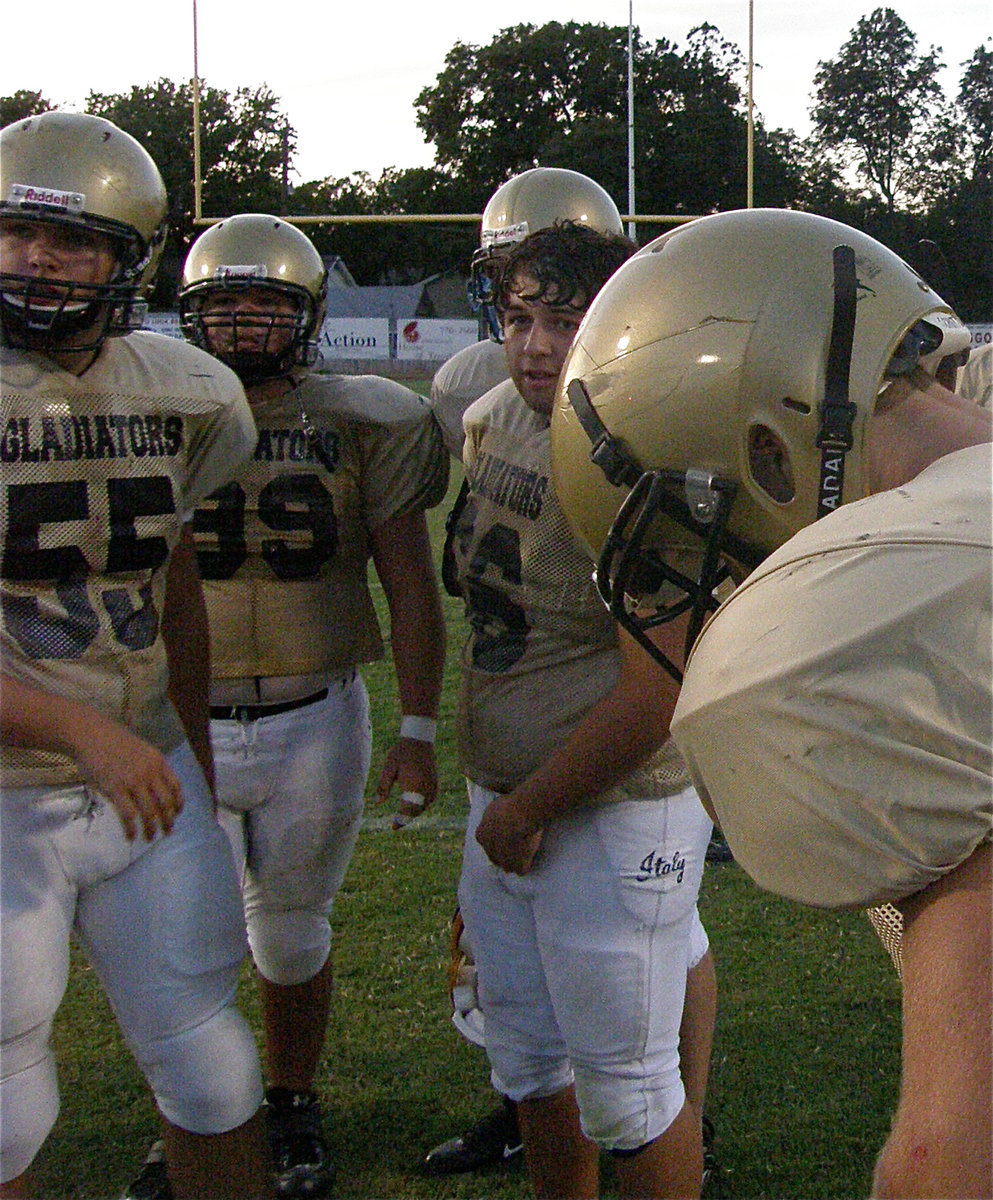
[[161, 524, 215, 795], [475, 621, 684, 875], [0, 673, 183, 842], [370, 508, 445, 828]]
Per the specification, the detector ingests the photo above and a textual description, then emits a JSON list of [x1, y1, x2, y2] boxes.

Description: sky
[[4, 1, 990, 190]]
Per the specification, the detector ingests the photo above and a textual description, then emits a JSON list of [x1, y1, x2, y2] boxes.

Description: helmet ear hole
[[748, 424, 795, 503]]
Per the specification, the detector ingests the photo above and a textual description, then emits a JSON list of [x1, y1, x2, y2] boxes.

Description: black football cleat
[[424, 1098, 523, 1175], [265, 1088, 336, 1198], [120, 1140, 172, 1200]]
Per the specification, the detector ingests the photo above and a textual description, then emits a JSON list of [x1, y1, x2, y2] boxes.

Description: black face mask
[[180, 290, 316, 384]]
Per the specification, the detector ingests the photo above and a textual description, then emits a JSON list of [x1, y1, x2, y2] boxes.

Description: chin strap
[[815, 245, 859, 518], [566, 378, 643, 488]]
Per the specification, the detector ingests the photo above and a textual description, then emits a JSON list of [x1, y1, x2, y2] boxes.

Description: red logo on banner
[[402, 321, 420, 343]]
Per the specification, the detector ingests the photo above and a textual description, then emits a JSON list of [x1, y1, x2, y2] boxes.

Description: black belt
[[210, 687, 329, 721]]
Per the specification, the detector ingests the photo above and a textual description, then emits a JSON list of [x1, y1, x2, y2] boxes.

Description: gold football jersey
[[195, 373, 449, 679], [454, 380, 688, 797], [431, 339, 508, 460], [673, 443, 993, 908], [959, 342, 992, 408], [1, 333, 256, 786]]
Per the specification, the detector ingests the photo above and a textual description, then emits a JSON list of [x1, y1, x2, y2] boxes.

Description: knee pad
[[144, 1004, 264, 1135], [573, 1062, 685, 1152], [247, 907, 331, 986], [0, 1052, 59, 1183]]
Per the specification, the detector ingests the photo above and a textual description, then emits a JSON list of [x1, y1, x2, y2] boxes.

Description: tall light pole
[[627, 0, 636, 239], [192, 0, 203, 221], [746, 0, 754, 207]]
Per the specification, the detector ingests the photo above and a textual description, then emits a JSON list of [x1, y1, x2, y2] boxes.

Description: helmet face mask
[[179, 215, 327, 384], [594, 463, 746, 682], [0, 112, 168, 353], [550, 208, 972, 679], [184, 276, 316, 385], [469, 168, 623, 343]]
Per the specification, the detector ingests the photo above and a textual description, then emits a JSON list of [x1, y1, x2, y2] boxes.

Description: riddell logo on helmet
[[483, 222, 530, 248], [8, 184, 85, 214]]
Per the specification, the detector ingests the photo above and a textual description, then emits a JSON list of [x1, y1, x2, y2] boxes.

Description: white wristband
[[400, 715, 437, 743]]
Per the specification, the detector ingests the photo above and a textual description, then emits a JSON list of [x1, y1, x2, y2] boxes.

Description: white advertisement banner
[[395, 318, 478, 362], [148, 312, 991, 364], [144, 311, 183, 339], [319, 318, 391, 360]]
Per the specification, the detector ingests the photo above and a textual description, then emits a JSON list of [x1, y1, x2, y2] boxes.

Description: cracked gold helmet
[[550, 208, 971, 679], [0, 110, 167, 349], [179, 213, 327, 382], [470, 168, 624, 340]]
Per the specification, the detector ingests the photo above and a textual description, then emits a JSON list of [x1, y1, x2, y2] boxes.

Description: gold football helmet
[[0, 110, 167, 349], [470, 168, 624, 340], [179, 213, 327, 382], [550, 208, 972, 679]]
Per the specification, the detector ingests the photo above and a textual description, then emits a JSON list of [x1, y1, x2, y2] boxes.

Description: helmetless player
[[427, 167, 630, 1176], [431, 167, 627, 461], [427, 169, 722, 1182], [450, 221, 717, 1200], [0, 114, 274, 1199], [551, 207, 988, 1197], [124, 214, 448, 1200]]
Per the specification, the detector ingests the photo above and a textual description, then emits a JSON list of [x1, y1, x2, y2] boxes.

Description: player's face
[[0, 216, 118, 298], [199, 285, 299, 357], [501, 271, 587, 417]]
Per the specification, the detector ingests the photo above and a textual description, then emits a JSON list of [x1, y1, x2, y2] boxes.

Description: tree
[[86, 79, 295, 305], [415, 21, 635, 202], [915, 42, 993, 321], [413, 20, 806, 227], [0, 90, 54, 127], [811, 8, 953, 218], [958, 43, 993, 179], [293, 166, 477, 285]]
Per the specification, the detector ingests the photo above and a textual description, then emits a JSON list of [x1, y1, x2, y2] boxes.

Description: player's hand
[[475, 793, 544, 875], [72, 715, 184, 842], [376, 738, 439, 830]]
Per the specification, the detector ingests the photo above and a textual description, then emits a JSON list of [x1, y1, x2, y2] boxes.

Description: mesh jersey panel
[[453, 380, 688, 797], [195, 372, 448, 678], [1, 333, 255, 786]]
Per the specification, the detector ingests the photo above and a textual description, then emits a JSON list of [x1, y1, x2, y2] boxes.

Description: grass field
[[29, 404, 903, 1199]]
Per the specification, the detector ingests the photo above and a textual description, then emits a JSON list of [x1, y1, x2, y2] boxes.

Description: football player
[[427, 170, 722, 1183], [431, 167, 628, 461], [123, 213, 448, 1200], [959, 340, 992, 408], [427, 169, 722, 1183], [428, 170, 722, 1183], [551, 207, 989, 1198], [0, 113, 274, 1198], [447, 219, 718, 1199], [428, 168, 628, 1176]]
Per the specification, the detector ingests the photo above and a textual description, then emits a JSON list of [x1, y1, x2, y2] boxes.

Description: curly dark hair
[[495, 220, 637, 316]]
